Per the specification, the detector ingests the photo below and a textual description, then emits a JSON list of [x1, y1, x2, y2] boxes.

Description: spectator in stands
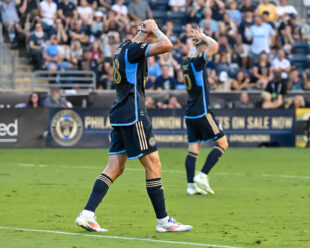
[[285, 95, 306, 109], [77, 0, 93, 26], [271, 49, 290, 83], [91, 11, 105, 37], [70, 19, 90, 47], [57, 0, 75, 22], [167, 96, 182, 108], [277, 21, 295, 51], [253, 52, 273, 89], [128, 0, 152, 22], [265, 72, 287, 103], [206, 0, 225, 22], [99, 64, 113, 89], [158, 53, 175, 77], [261, 91, 282, 109], [102, 31, 120, 57], [277, 0, 297, 21], [219, 13, 237, 45], [27, 92, 43, 108], [215, 35, 232, 64], [68, 39, 83, 68], [214, 71, 231, 92], [145, 75, 156, 90], [231, 70, 255, 90], [44, 87, 72, 108], [234, 92, 255, 109], [175, 69, 185, 90], [257, 0, 278, 22], [199, 7, 219, 33], [215, 52, 230, 75], [238, 8, 254, 68], [155, 65, 176, 90], [239, 0, 255, 13], [227, 0, 242, 26], [0, 0, 20, 44], [40, 0, 57, 30], [288, 69, 310, 91], [29, 22, 48, 70], [169, 0, 186, 12], [145, 96, 156, 109], [43, 34, 68, 71], [246, 15, 274, 62], [187, 0, 205, 23], [91, 40, 103, 62], [81, 48, 99, 83], [165, 21, 178, 44], [302, 15, 310, 42], [111, 0, 128, 16], [50, 18, 69, 45], [104, 10, 125, 33], [148, 57, 161, 78]]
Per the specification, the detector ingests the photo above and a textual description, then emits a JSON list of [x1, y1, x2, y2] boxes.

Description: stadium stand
[[0, 0, 310, 108]]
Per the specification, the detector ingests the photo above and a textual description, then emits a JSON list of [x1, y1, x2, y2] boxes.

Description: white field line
[[14, 163, 310, 180], [0, 226, 242, 248], [262, 174, 310, 180]]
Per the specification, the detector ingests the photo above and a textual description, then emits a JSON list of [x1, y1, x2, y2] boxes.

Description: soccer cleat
[[75, 213, 108, 232], [194, 173, 214, 195], [186, 183, 207, 195], [156, 217, 193, 232]]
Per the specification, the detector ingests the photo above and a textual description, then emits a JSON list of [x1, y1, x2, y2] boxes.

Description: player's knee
[[216, 136, 229, 151], [188, 144, 200, 154]]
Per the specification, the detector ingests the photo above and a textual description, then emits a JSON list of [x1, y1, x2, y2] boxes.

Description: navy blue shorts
[[186, 112, 225, 144], [109, 119, 158, 159]]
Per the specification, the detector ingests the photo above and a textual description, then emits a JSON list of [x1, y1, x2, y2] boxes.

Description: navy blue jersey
[[183, 53, 210, 119], [109, 40, 151, 126]]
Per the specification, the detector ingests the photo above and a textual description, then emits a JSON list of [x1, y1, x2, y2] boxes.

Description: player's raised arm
[[138, 19, 173, 56], [192, 28, 219, 60]]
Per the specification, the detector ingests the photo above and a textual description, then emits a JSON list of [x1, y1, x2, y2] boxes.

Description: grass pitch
[[0, 148, 309, 248]]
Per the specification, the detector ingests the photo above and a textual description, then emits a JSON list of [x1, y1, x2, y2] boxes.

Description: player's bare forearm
[[148, 28, 173, 56]]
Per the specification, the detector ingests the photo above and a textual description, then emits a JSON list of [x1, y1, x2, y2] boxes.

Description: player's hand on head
[[138, 19, 158, 34]]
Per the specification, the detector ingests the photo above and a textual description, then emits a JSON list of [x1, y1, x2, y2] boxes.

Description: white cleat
[[156, 217, 193, 232], [186, 183, 207, 195], [194, 173, 215, 195], [75, 213, 108, 232]]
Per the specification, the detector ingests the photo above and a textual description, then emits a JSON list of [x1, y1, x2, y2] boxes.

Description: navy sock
[[84, 173, 113, 212], [201, 146, 225, 175], [146, 178, 168, 219], [185, 152, 198, 183]]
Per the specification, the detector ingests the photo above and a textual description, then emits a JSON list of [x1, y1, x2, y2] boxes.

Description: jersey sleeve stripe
[[145, 44, 151, 57]]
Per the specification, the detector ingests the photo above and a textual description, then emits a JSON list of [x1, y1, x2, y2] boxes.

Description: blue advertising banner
[[48, 108, 295, 148]]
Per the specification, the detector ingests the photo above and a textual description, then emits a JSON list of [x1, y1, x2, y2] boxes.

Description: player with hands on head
[[183, 27, 229, 195], [76, 19, 193, 233]]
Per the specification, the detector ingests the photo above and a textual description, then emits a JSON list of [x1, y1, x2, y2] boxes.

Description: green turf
[[0, 148, 309, 248]]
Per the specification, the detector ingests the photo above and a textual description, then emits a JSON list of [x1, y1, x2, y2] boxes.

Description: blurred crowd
[[1, 0, 310, 109]]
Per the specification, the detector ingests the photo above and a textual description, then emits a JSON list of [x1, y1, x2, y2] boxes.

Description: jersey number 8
[[113, 59, 122, 84], [183, 73, 192, 90]]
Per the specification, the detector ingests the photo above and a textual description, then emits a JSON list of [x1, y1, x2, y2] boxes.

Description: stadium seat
[[173, 24, 184, 35], [152, 10, 167, 25], [150, 0, 169, 10], [291, 41, 309, 54], [289, 54, 308, 70], [167, 11, 186, 25], [251, 1, 260, 8], [269, 1, 277, 6], [228, 67, 239, 79]]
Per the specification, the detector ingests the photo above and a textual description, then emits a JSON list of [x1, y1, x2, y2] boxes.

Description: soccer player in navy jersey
[[183, 28, 229, 195], [76, 19, 192, 233]]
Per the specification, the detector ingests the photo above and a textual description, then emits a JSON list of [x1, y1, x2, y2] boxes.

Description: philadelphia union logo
[[51, 110, 83, 146]]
